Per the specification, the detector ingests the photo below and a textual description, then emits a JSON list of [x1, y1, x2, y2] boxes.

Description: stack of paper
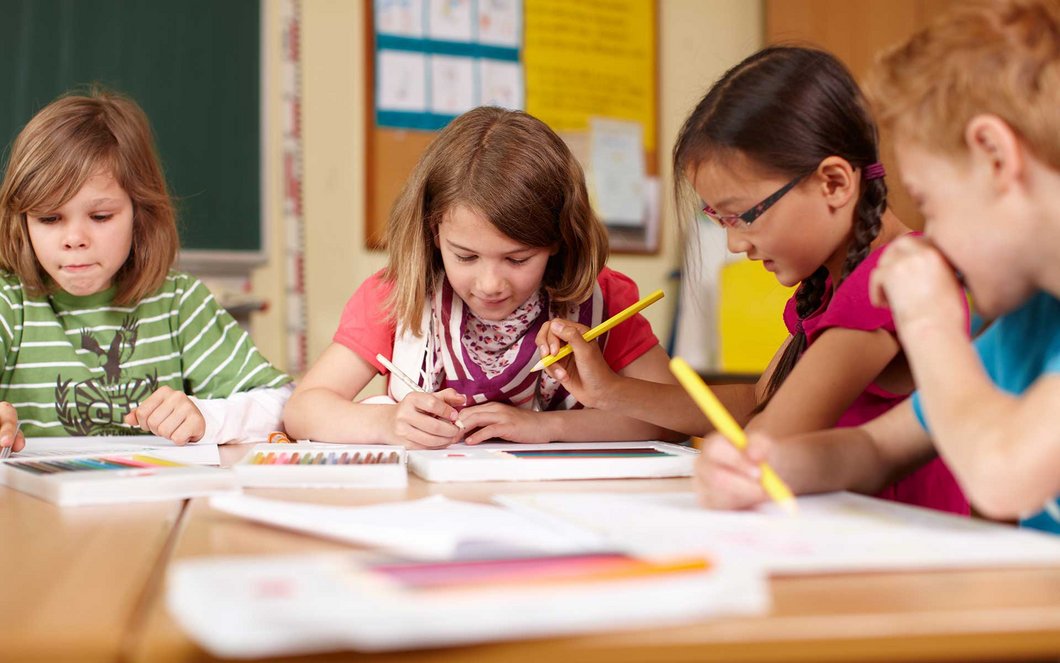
[[167, 550, 768, 656]]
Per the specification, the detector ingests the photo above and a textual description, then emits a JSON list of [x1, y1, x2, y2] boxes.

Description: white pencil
[[376, 353, 465, 430]]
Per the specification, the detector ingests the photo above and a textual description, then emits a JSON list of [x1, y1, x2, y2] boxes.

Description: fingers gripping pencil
[[376, 354, 466, 430], [670, 357, 798, 515], [532, 289, 664, 372]]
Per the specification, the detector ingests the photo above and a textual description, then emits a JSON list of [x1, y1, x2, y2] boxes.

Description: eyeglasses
[[701, 173, 808, 229]]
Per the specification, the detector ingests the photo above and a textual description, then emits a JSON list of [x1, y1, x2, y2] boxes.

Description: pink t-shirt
[[334, 266, 659, 382], [783, 238, 969, 516]]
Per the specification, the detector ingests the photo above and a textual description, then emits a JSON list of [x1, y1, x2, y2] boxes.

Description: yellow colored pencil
[[669, 357, 798, 515], [532, 289, 665, 372]]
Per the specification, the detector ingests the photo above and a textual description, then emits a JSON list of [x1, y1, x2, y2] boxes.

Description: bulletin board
[[365, 0, 659, 253]]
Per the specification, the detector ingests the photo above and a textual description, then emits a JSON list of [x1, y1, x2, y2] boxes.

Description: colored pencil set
[[248, 450, 402, 465], [0, 453, 235, 506], [233, 443, 408, 488], [7, 454, 183, 475]]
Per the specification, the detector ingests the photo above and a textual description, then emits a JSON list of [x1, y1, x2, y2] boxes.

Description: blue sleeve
[[909, 391, 929, 432], [910, 319, 1004, 434]]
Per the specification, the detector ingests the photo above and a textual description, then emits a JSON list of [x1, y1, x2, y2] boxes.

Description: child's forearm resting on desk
[[191, 384, 294, 445]]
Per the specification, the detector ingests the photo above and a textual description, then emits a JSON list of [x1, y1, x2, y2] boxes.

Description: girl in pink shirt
[[539, 47, 968, 514], [284, 107, 680, 449]]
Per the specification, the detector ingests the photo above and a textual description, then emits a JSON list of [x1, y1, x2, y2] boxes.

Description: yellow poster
[[524, 0, 656, 151]]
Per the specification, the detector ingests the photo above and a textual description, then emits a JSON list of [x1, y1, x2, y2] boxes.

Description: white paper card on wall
[[378, 50, 428, 112], [427, 0, 474, 42], [478, 59, 524, 110], [477, 0, 522, 47], [589, 118, 647, 227], [375, 0, 425, 38], [430, 55, 476, 115]]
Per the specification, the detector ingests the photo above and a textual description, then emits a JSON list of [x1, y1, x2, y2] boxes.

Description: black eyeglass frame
[[701, 172, 809, 228]]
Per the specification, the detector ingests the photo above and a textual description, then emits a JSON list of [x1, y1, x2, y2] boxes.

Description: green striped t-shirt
[[0, 270, 291, 437]]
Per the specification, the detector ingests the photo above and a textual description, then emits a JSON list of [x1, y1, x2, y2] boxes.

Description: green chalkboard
[[0, 0, 261, 256]]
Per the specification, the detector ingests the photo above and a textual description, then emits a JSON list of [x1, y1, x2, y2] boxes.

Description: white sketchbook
[[496, 491, 1060, 574], [407, 441, 697, 482], [167, 550, 767, 657]]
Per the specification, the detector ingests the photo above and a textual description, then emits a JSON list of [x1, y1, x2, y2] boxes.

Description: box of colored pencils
[[233, 443, 408, 488], [0, 453, 237, 506]]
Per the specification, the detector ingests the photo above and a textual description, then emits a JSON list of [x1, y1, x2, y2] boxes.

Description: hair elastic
[[863, 162, 886, 180]]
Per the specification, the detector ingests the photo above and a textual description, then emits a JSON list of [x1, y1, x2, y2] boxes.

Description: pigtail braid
[[752, 266, 829, 413], [839, 175, 887, 283]]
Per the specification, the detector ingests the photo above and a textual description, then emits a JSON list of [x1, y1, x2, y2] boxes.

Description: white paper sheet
[[429, 55, 475, 115], [476, 0, 521, 47], [478, 58, 524, 110], [375, 0, 425, 37], [377, 50, 428, 112], [167, 551, 767, 657], [589, 118, 646, 227], [496, 491, 1060, 574], [5, 435, 220, 465], [209, 493, 604, 560], [427, 0, 473, 42]]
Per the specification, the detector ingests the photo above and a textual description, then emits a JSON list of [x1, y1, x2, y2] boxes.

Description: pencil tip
[[529, 360, 544, 372], [779, 499, 799, 516]]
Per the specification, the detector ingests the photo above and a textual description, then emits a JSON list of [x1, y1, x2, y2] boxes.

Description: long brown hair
[[384, 107, 609, 335], [0, 88, 179, 305], [673, 47, 888, 408]]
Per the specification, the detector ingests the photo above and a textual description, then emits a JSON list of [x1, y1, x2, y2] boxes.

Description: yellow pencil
[[531, 289, 665, 372], [669, 357, 798, 515]]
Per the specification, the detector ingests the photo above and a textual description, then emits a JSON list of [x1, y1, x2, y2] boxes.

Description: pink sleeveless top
[[783, 238, 969, 515]]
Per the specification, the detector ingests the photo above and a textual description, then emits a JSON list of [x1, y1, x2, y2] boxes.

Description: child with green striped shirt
[[0, 90, 291, 452]]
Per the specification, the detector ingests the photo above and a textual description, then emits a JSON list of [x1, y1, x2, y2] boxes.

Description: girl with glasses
[[539, 46, 969, 515]]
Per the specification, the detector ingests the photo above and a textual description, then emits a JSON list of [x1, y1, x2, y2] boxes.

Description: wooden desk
[[127, 454, 1060, 663], [0, 487, 184, 662]]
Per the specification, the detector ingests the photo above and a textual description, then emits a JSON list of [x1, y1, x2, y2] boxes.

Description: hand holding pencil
[[670, 358, 798, 515], [535, 290, 664, 410], [375, 354, 467, 449]]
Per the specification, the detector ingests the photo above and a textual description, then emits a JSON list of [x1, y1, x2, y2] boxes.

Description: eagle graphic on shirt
[[54, 316, 159, 436]]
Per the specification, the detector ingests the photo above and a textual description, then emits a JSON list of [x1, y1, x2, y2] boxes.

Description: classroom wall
[[250, 0, 763, 379]]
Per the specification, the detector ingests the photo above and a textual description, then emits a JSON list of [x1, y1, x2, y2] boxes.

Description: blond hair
[[383, 107, 609, 335], [866, 0, 1060, 168], [0, 89, 179, 304]]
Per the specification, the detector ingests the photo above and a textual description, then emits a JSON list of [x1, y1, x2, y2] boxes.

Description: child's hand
[[536, 319, 617, 409], [869, 235, 966, 336], [0, 401, 25, 453], [457, 403, 551, 445], [124, 387, 206, 446], [693, 432, 774, 510], [389, 388, 465, 449]]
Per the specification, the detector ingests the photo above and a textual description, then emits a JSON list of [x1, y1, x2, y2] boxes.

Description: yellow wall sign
[[523, 0, 657, 152], [719, 260, 796, 374]]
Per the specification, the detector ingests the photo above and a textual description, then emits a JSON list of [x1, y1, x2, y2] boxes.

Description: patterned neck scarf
[[416, 278, 603, 410]]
